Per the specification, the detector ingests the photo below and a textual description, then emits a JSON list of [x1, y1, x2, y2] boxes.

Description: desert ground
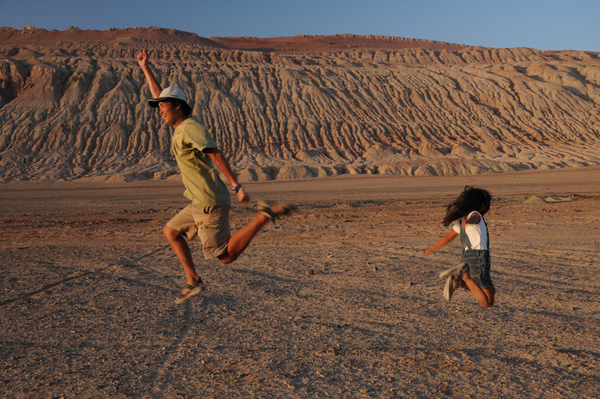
[[1, 167, 599, 398]]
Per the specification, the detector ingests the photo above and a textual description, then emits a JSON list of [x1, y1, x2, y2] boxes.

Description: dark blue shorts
[[462, 249, 493, 289]]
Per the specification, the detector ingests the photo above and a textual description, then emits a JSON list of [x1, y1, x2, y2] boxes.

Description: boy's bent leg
[[218, 203, 295, 264], [164, 225, 200, 285], [218, 213, 270, 264]]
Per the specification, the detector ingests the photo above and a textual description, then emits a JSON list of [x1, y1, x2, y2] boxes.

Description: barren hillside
[[0, 27, 599, 182]]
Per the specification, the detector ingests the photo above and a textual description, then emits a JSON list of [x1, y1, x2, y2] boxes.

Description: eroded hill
[[0, 27, 599, 182]]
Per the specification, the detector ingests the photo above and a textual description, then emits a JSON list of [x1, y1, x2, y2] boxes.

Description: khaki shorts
[[166, 204, 231, 259]]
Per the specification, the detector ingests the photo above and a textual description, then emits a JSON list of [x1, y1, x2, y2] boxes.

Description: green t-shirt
[[171, 118, 230, 207]]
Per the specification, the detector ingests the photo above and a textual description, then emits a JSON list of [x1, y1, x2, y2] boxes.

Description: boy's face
[[158, 101, 183, 126]]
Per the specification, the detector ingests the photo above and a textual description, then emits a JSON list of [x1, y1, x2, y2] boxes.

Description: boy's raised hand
[[137, 50, 149, 68]]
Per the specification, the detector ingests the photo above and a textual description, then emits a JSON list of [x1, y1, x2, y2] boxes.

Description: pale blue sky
[[0, 0, 598, 51]]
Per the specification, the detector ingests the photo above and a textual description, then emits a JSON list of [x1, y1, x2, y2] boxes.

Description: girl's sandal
[[174, 279, 205, 304], [257, 200, 296, 222]]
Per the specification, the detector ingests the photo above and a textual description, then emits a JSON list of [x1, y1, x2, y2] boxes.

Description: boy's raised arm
[[137, 50, 163, 98]]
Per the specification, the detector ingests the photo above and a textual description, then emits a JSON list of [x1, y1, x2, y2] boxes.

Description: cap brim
[[148, 97, 172, 107]]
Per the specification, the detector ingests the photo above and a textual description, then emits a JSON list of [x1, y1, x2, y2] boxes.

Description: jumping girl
[[424, 186, 495, 307]]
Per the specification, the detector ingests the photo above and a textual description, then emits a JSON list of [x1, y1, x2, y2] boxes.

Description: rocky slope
[[0, 26, 599, 182]]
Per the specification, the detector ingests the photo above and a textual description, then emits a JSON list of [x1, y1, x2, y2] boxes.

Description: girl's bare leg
[[462, 273, 495, 307]]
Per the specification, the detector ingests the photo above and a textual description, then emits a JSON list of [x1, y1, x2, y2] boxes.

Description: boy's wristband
[[233, 184, 243, 193]]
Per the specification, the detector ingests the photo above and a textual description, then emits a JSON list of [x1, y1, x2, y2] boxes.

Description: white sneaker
[[443, 275, 455, 301], [439, 263, 467, 280]]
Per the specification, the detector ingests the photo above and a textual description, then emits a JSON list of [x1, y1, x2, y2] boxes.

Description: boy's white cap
[[148, 87, 189, 107]]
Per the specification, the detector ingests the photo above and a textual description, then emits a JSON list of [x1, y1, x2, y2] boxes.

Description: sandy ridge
[[0, 27, 599, 182]]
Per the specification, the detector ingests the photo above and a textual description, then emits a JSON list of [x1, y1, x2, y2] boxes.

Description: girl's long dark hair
[[443, 186, 492, 226]]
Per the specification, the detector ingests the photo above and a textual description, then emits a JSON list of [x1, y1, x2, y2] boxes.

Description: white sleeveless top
[[452, 211, 488, 250]]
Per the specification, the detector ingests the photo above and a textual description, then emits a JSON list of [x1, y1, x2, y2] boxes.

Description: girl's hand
[[425, 230, 458, 255]]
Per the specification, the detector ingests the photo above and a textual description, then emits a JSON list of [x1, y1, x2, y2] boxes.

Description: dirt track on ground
[[1, 168, 599, 398]]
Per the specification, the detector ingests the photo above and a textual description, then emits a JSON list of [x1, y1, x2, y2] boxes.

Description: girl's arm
[[424, 230, 458, 255]]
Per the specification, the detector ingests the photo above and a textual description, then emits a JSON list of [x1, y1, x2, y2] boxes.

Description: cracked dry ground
[[1, 168, 599, 398]]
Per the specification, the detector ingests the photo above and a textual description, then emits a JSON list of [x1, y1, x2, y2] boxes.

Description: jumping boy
[[137, 50, 294, 304]]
